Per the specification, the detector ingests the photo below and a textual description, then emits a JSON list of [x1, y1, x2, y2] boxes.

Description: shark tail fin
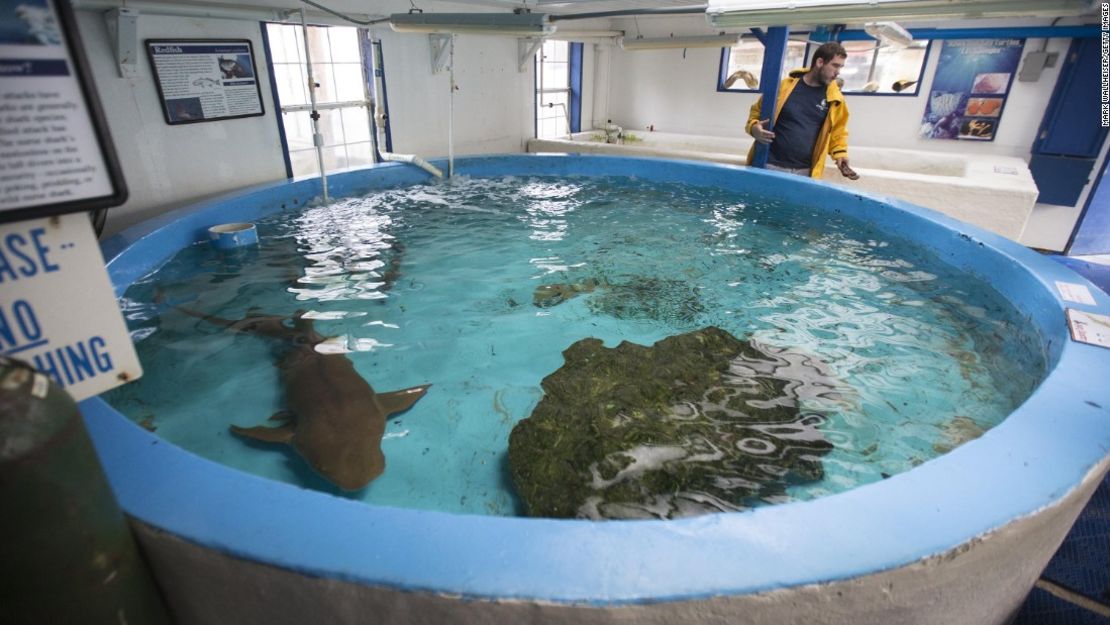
[[231, 423, 295, 444], [378, 384, 431, 416]]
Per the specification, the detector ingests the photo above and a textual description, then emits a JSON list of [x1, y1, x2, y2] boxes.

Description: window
[[535, 40, 582, 138], [718, 39, 808, 92], [837, 40, 929, 95], [264, 23, 376, 177], [718, 38, 929, 96], [536, 40, 568, 138]]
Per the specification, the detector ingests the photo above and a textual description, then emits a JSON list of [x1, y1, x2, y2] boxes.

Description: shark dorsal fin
[[377, 384, 432, 417]]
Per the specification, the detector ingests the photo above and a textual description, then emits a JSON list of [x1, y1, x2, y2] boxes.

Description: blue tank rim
[[85, 154, 1110, 605]]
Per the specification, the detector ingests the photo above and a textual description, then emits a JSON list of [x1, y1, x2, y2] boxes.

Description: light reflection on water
[[106, 174, 1046, 517]]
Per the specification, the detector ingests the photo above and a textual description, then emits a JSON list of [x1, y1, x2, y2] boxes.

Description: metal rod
[[300, 7, 329, 202]]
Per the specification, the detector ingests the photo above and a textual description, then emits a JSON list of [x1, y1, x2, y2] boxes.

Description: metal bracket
[[104, 7, 140, 79], [519, 37, 544, 72], [429, 34, 451, 74]]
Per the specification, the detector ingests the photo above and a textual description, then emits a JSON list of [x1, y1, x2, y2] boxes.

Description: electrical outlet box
[[1019, 51, 1050, 82]]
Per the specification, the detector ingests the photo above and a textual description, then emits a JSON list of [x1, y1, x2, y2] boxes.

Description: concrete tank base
[[132, 458, 1108, 625]]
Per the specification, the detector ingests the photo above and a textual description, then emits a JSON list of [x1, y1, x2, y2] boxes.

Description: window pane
[[283, 111, 315, 150], [535, 40, 571, 138], [272, 24, 304, 65], [310, 62, 338, 104], [290, 149, 318, 178], [268, 24, 375, 179], [272, 63, 307, 106], [543, 62, 568, 89], [838, 41, 878, 92], [333, 63, 366, 102], [306, 27, 333, 64], [839, 41, 927, 93], [346, 141, 375, 168], [317, 109, 344, 146], [321, 145, 348, 171], [266, 24, 289, 63], [723, 40, 806, 91], [329, 27, 362, 63], [341, 106, 373, 143], [550, 41, 567, 63]]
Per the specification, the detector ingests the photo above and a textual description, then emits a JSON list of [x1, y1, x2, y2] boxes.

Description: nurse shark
[[177, 307, 430, 491]]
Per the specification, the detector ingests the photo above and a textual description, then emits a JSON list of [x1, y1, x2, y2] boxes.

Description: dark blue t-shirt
[[769, 79, 829, 169]]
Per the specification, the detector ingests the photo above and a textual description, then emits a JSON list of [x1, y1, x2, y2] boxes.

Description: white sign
[[1066, 308, 1110, 350], [0, 0, 124, 219], [1056, 281, 1097, 306], [147, 40, 264, 124], [0, 213, 141, 400]]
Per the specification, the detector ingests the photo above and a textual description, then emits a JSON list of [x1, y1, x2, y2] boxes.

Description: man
[[745, 42, 859, 180]]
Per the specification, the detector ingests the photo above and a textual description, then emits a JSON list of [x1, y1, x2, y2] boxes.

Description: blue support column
[[752, 26, 789, 170], [569, 43, 583, 133]]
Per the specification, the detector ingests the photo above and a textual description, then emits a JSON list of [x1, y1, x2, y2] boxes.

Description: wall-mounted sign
[[920, 39, 1024, 142], [147, 39, 265, 125], [0, 212, 141, 400], [0, 0, 128, 224]]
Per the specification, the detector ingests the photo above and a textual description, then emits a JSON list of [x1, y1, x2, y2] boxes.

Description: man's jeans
[[765, 163, 811, 177]]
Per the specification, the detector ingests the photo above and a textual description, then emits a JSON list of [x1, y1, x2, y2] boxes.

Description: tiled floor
[[1011, 255, 1110, 623]]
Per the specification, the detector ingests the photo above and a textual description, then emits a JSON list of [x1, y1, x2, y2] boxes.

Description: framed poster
[[920, 39, 1024, 142], [0, 0, 128, 224], [146, 39, 265, 125]]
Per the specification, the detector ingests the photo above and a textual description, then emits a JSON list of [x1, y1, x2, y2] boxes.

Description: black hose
[[299, 0, 390, 25], [549, 5, 707, 22]]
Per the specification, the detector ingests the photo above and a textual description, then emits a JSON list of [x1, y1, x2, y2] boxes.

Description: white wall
[[76, 10, 287, 236], [369, 29, 535, 157], [74, 1, 545, 237], [603, 16, 1072, 160]]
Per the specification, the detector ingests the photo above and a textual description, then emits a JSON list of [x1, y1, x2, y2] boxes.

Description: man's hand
[[750, 119, 775, 145], [836, 157, 859, 180]]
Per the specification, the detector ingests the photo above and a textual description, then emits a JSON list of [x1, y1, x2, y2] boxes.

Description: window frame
[[836, 39, 932, 97], [534, 40, 583, 138], [261, 22, 378, 179], [716, 36, 812, 94], [715, 36, 932, 97]]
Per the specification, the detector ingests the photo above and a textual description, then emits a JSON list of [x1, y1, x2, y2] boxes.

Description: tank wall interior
[[527, 132, 1038, 240], [90, 156, 1110, 623]]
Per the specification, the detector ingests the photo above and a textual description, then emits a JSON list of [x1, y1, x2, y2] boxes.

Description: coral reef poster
[[920, 39, 1024, 141]]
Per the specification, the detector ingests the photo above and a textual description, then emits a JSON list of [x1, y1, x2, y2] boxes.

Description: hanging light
[[619, 33, 741, 50], [706, 0, 1096, 27], [389, 12, 555, 36], [863, 21, 914, 48]]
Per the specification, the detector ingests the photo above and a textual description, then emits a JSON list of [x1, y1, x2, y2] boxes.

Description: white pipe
[[300, 7, 329, 203], [448, 35, 455, 179], [380, 153, 444, 178], [367, 35, 444, 180]]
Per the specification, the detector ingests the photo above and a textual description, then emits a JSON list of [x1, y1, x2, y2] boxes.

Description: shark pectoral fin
[[230, 423, 295, 444], [378, 384, 432, 416], [268, 410, 295, 422]]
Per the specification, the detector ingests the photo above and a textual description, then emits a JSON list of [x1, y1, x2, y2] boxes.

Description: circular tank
[[86, 155, 1110, 625]]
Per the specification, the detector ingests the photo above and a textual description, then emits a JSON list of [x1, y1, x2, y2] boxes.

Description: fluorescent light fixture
[[619, 33, 741, 50], [706, 0, 1097, 27], [389, 12, 554, 36], [863, 21, 914, 47]]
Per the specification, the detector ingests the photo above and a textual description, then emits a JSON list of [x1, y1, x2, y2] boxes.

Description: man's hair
[[811, 42, 847, 67]]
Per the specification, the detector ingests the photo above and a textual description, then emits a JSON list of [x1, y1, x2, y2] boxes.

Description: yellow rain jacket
[[745, 68, 849, 179]]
